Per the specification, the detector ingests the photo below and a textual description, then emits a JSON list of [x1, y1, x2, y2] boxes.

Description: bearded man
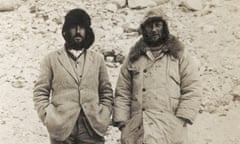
[[113, 8, 202, 144], [33, 8, 113, 144]]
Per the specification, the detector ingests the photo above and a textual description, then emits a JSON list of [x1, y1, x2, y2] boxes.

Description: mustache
[[145, 33, 160, 38], [74, 34, 83, 38]]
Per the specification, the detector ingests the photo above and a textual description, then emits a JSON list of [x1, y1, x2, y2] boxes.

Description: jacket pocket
[[172, 116, 188, 144], [170, 97, 179, 114], [169, 73, 180, 86], [44, 104, 63, 128], [168, 114, 187, 144], [82, 103, 111, 136], [44, 104, 54, 126], [168, 69, 181, 99], [121, 113, 143, 144]]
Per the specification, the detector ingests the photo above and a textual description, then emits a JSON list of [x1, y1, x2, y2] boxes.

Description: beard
[[63, 27, 95, 50], [143, 32, 163, 47], [65, 34, 85, 50]]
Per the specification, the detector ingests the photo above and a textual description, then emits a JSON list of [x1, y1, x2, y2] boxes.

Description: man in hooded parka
[[113, 8, 202, 144], [33, 8, 113, 144]]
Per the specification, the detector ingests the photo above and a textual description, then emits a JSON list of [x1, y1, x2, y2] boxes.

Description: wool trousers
[[50, 111, 104, 144]]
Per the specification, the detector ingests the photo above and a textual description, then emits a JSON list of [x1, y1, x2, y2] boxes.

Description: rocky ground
[[0, 0, 240, 143]]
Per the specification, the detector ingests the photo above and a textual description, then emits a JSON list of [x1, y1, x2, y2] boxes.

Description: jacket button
[[138, 126, 141, 130], [142, 108, 145, 111], [142, 88, 146, 92], [143, 69, 147, 73]]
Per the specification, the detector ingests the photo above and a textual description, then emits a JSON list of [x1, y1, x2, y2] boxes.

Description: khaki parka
[[113, 35, 202, 144]]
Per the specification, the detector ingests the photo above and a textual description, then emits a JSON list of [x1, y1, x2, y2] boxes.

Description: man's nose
[[152, 25, 158, 32], [76, 25, 81, 33]]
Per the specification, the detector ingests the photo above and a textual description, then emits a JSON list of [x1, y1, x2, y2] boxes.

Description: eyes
[[145, 21, 163, 30], [69, 25, 85, 34], [154, 22, 163, 27], [69, 25, 83, 29]]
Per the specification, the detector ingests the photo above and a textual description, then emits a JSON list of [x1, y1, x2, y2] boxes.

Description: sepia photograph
[[0, 0, 240, 143]]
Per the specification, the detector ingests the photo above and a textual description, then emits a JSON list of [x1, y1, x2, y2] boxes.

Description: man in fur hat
[[113, 8, 202, 144], [33, 8, 113, 144]]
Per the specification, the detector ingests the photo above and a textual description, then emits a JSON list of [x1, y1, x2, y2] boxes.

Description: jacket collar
[[129, 35, 184, 63], [56, 48, 79, 83], [67, 49, 85, 60]]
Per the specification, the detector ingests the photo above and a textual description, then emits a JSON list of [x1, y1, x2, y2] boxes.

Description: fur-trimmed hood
[[141, 8, 168, 25], [129, 35, 184, 62]]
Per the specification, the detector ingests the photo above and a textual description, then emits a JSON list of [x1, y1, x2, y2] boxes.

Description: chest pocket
[[127, 66, 140, 96], [168, 59, 180, 87], [168, 59, 181, 113]]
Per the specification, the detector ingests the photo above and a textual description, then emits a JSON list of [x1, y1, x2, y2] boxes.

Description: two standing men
[[33, 8, 201, 144]]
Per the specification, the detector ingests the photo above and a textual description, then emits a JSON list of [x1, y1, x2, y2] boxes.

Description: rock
[[231, 85, 240, 97], [152, 0, 169, 5], [1, 120, 6, 125], [113, 27, 124, 35], [182, 0, 204, 11], [207, 105, 217, 113], [112, 0, 126, 8], [0, 0, 20, 12], [11, 80, 25, 88], [53, 16, 63, 25], [233, 30, 240, 40], [122, 23, 138, 33], [100, 49, 125, 64], [231, 85, 240, 101], [233, 97, 240, 102], [128, 0, 156, 9], [105, 3, 118, 12], [30, 5, 37, 13], [201, 25, 216, 33], [211, 0, 224, 7]]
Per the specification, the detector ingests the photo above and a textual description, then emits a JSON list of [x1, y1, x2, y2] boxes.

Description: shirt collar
[[145, 46, 165, 61], [67, 49, 85, 60]]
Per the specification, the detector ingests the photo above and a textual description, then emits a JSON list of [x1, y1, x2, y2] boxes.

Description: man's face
[[143, 20, 163, 44], [67, 24, 86, 50]]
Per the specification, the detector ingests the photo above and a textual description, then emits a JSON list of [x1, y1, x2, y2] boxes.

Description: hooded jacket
[[113, 8, 201, 144]]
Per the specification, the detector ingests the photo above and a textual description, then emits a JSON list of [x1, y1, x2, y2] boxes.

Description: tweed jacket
[[33, 48, 113, 141]]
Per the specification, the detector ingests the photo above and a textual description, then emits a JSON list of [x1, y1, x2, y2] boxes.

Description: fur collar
[[129, 35, 184, 62]]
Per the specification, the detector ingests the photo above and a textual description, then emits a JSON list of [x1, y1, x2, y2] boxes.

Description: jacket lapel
[[57, 48, 79, 83]]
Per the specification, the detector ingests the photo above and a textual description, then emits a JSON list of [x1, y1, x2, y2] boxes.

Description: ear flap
[[138, 24, 144, 35], [83, 27, 95, 49], [62, 31, 66, 38], [62, 28, 67, 41]]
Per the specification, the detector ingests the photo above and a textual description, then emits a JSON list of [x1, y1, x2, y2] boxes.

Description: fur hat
[[139, 8, 168, 34], [62, 8, 95, 49], [141, 8, 168, 25], [62, 8, 91, 33]]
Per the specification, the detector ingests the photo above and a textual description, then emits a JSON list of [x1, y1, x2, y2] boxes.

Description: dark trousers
[[50, 111, 104, 144]]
